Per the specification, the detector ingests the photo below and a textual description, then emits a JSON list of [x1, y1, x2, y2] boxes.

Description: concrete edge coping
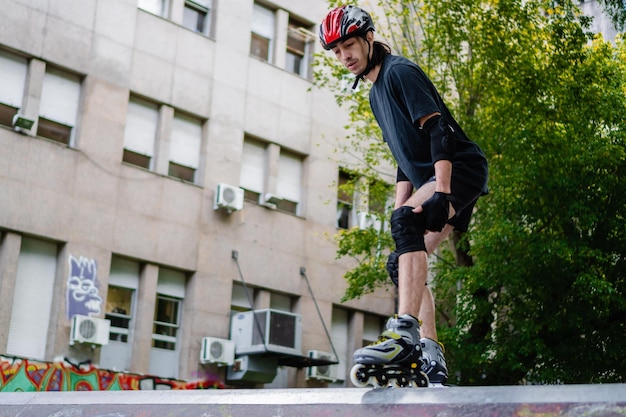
[[2, 384, 625, 406]]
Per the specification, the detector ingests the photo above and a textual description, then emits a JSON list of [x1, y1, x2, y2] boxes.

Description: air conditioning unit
[[356, 211, 383, 230], [259, 193, 282, 209], [12, 113, 35, 132], [200, 337, 235, 366], [230, 309, 302, 357], [214, 183, 244, 213], [70, 315, 110, 346], [226, 355, 278, 384], [306, 350, 342, 382]]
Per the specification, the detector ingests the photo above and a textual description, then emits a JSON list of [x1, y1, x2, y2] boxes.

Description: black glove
[[421, 192, 453, 232], [386, 251, 399, 287]]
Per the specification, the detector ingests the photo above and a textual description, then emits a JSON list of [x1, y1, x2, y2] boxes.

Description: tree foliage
[[598, 0, 626, 31], [315, 0, 626, 384]]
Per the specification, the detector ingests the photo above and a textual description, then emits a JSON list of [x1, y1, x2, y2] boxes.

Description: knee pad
[[386, 251, 399, 287], [390, 206, 427, 255]]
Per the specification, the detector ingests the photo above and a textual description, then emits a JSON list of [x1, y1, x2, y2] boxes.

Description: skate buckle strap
[[380, 330, 402, 340], [366, 330, 402, 346]]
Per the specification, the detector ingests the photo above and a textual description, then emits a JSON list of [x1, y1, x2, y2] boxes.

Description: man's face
[[331, 35, 371, 75]]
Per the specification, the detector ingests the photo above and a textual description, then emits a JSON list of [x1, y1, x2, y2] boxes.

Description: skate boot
[[420, 338, 448, 386], [350, 314, 429, 388]]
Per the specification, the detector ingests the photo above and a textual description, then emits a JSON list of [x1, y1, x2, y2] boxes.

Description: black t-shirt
[[369, 55, 488, 194]]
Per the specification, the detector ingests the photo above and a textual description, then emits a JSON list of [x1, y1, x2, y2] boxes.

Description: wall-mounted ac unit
[[200, 337, 235, 366], [230, 309, 302, 357], [306, 350, 342, 382], [259, 193, 282, 210], [70, 315, 110, 346], [226, 354, 278, 385], [214, 183, 244, 213], [12, 113, 34, 133]]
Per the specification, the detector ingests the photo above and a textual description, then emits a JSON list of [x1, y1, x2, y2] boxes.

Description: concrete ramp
[[2, 384, 625, 417]]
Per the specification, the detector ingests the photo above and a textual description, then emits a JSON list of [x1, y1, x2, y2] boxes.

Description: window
[[240, 138, 266, 202], [240, 137, 304, 215], [138, 0, 168, 17], [276, 150, 303, 214], [367, 178, 392, 216], [270, 293, 294, 312], [330, 307, 351, 384], [231, 282, 256, 312], [6, 237, 57, 360], [168, 113, 202, 183], [152, 295, 181, 350], [100, 257, 139, 372], [363, 314, 385, 346], [105, 286, 134, 343], [250, 3, 275, 62], [151, 268, 185, 351], [123, 97, 159, 169], [286, 21, 314, 78], [0, 50, 27, 128], [182, 0, 211, 35], [337, 170, 355, 229], [230, 283, 295, 313], [38, 68, 81, 144]]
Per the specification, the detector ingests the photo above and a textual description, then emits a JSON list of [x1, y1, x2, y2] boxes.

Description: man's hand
[[417, 192, 452, 232]]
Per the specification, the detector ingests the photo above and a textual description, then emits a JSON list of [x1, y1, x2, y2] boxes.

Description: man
[[320, 6, 488, 385]]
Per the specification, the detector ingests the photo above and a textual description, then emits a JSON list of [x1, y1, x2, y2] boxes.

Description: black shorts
[[425, 176, 484, 233]]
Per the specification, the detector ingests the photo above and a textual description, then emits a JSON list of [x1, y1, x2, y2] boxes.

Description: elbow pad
[[422, 115, 455, 162]]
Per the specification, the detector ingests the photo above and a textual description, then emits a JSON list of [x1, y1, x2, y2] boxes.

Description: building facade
[[0, 0, 397, 389]]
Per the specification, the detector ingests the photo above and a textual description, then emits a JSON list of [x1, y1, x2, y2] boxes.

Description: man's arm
[[414, 113, 455, 228], [421, 112, 453, 191]]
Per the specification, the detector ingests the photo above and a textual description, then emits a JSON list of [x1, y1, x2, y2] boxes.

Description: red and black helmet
[[319, 5, 375, 50]]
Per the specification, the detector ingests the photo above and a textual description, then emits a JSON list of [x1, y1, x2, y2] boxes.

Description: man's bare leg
[[419, 224, 455, 340], [394, 182, 437, 320], [397, 250, 428, 318]]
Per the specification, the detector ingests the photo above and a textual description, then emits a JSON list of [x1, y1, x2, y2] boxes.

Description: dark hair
[[351, 35, 392, 89], [370, 40, 392, 67]]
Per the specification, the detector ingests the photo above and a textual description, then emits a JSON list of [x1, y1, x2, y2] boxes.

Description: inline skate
[[349, 314, 429, 388], [420, 337, 448, 386]]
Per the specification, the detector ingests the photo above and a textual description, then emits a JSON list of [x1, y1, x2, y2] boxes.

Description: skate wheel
[[392, 374, 411, 388], [349, 364, 370, 388], [416, 371, 429, 387], [372, 373, 388, 388]]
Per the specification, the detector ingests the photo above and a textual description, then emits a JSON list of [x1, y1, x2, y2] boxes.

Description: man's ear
[[366, 30, 375, 43]]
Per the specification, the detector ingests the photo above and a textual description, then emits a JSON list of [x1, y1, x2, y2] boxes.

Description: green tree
[[598, 0, 626, 32], [315, 0, 626, 384]]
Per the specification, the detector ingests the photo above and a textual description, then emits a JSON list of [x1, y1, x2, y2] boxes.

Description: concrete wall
[[0, 0, 396, 388]]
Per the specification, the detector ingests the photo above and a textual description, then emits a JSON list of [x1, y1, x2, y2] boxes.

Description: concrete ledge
[[2, 384, 625, 417]]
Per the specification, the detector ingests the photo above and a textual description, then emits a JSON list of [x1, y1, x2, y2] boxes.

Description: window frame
[[168, 111, 203, 183], [138, 0, 169, 17], [0, 50, 27, 128], [337, 170, 355, 229], [105, 285, 135, 343], [122, 96, 159, 170], [285, 22, 315, 79], [152, 294, 181, 351], [250, 3, 275, 63], [37, 67, 81, 145], [182, 0, 212, 36]]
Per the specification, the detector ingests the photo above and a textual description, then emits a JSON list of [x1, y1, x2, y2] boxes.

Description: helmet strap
[[352, 37, 373, 90]]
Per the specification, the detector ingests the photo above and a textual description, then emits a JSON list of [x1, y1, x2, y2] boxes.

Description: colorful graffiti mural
[[0, 356, 224, 392], [66, 255, 103, 319]]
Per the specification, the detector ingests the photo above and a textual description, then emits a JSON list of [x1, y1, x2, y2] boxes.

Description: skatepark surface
[[2, 383, 625, 416]]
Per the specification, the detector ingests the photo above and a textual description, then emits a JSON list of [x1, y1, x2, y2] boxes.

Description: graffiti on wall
[[66, 255, 102, 319], [0, 356, 225, 392]]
